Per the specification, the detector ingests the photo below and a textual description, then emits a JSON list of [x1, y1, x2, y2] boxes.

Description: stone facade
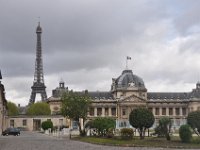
[[48, 69, 200, 129], [0, 80, 8, 134], [8, 115, 68, 131]]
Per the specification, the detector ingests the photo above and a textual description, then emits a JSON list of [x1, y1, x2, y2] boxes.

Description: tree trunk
[[139, 129, 144, 139], [77, 121, 82, 136], [140, 132, 144, 139], [166, 133, 170, 141]]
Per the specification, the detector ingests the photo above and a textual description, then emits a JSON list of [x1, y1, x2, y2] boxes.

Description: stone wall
[[8, 115, 68, 131]]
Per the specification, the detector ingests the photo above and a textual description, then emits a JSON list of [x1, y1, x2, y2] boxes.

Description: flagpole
[[126, 56, 132, 70], [126, 58, 128, 69]]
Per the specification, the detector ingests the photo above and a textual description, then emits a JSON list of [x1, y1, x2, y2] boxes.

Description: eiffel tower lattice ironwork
[[29, 22, 47, 104]]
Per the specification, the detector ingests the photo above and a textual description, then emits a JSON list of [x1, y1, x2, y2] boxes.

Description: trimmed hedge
[[179, 124, 192, 143], [120, 128, 134, 139], [41, 120, 53, 131]]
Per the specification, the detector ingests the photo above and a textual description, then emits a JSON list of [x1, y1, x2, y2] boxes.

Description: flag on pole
[[127, 56, 131, 60]]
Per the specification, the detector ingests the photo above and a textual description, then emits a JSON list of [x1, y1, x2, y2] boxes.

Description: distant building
[[8, 115, 67, 131], [0, 71, 8, 134], [48, 68, 200, 130], [8, 101, 68, 131]]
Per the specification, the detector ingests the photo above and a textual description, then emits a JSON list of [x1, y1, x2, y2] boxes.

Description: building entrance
[[33, 119, 41, 131]]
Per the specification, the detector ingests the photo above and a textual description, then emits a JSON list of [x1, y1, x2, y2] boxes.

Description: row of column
[[152, 107, 187, 116], [91, 107, 116, 117]]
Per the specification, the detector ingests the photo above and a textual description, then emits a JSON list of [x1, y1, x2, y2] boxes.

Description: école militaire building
[[48, 68, 200, 129]]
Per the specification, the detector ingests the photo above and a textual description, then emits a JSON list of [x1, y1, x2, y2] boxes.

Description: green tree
[[91, 117, 115, 136], [27, 102, 51, 115], [129, 107, 155, 139], [61, 91, 91, 135], [7, 101, 19, 116], [179, 124, 192, 143], [155, 117, 172, 141], [41, 120, 53, 131], [187, 111, 200, 136]]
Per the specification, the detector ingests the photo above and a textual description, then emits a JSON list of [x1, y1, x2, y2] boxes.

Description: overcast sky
[[1, 0, 200, 106]]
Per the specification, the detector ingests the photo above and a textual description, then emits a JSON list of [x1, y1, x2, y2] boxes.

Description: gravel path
[[0, 131, 197, 150]]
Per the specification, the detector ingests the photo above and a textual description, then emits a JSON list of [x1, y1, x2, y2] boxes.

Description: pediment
[[120, 94, 146, 103]]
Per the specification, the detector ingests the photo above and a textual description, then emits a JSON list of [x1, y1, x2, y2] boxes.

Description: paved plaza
[[0, 131, 197, 150]]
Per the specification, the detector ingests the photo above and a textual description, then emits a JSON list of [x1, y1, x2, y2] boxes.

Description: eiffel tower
[[29, 22, 47, 104]]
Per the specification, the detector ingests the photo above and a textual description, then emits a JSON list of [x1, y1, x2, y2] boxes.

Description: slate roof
[[0, 83, 7, 107], [88, 91, 114, 100], [115, 70, 145, 88], [190, 89, 200, 98], [147, 92, 190, 100]]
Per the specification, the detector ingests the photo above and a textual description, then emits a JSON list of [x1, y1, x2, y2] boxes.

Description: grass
[[73, 136, 200, 149]]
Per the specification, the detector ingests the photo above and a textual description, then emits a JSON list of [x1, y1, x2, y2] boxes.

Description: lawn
[[73, 136, 200, 149]]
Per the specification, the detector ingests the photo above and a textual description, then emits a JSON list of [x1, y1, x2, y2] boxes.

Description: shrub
[[154, 117, 172, 141], [106, 128, 114, 138], [154, 125, 165, 137], [120, 128, 134, 140], [92, 117, 115, 136], [41, 120, 53, 131], [187, 111, 200, 136], [179, 124, 192, 143]]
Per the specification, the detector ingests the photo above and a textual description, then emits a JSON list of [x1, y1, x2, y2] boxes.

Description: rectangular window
[[89, 107, 94, 116], [176, 108, 180, 116], [105, 108, 109, 116], [155, 108, 159, 115], [10, 120, 14, 127], [162, 108, 166, 115], [97, 108, 102, 116], [176, 119, 180, 126], [22, 119, 27, 126], [169, 108, 173, 115], [182, 108, 186, 116], [122, 109, 126, 116], [111, 108, 116, 116]]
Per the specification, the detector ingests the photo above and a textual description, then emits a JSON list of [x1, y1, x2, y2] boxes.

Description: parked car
[[2, 128, 20, 136]]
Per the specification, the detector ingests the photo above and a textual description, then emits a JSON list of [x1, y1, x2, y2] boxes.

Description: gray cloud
[[1, 0, 200, 105]]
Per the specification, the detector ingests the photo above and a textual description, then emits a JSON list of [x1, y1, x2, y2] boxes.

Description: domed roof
[[115, 70, 145, 88]]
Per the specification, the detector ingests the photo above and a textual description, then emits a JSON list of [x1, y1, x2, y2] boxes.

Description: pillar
[[109, 108, 112, 116], [173, 107, 176, 116], [180, 107, 182, 116], [152, 108, 155, 116], [94, 107, 97, 117], [102, 107, 105, 117], [166, 107, 169, 116], [159, 107, 162, 116]]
